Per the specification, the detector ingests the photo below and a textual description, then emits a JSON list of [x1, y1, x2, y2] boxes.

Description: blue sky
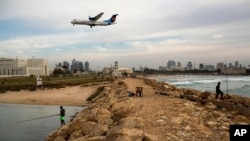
[[0, 0, 250, 70]]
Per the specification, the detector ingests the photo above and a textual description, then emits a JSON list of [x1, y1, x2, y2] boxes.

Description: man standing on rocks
[[216, 82, 224, 100], [59, 106, 65, 126]]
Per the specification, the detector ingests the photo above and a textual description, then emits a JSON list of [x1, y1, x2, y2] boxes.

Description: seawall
[[46, 77, 250, 141]]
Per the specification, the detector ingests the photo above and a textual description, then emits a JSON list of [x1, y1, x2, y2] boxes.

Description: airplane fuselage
[[71, 14, 118, 28], [71, 19, 115, 27]]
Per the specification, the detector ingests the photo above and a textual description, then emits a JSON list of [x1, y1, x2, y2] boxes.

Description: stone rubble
[[46, 78, 250, 141]]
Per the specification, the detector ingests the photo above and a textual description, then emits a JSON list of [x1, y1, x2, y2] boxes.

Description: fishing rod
[[16, 114, 59, 124]]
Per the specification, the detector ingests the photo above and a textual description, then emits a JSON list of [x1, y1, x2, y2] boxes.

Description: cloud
[[0, 0, 250, 69]]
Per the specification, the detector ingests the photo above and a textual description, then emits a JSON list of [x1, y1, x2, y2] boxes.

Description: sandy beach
[[0, 85, 102, 106]]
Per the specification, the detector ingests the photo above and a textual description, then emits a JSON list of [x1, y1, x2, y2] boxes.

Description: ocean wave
[[168, 81, 192, 85], [167, 79, 219, 85], [155, 75, 250, 96], [241, 84, 250, 90]]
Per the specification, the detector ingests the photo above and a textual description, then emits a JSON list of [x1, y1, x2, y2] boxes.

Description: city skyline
[[1, 0, 250, 69]]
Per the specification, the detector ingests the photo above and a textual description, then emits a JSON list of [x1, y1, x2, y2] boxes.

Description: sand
[[0, 85, 102, 106]]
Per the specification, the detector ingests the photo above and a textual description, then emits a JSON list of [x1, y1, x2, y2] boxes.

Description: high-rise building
[[177, 62, 182, 67], [167, 60, 176, 68], [63, 61, 70, 72], [71, 59, 84, 72], [216, 62, 224, 70], [186, 61, 193, 69], [199, 63, 204, 70], [85, 61, 89, 72], [57, 63, 62, 67], [235, 61, 239, 68]]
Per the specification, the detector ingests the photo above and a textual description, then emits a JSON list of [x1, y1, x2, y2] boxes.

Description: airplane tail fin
[[110, 14, 118, 23], [105, 14, 118, 24]]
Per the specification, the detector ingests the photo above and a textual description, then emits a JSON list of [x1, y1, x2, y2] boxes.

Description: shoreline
[[0, 84, 102, 106]]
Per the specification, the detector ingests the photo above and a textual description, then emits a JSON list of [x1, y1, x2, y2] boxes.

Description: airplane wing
[[89, 12, 104, 21]]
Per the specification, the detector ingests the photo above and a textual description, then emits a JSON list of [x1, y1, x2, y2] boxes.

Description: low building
[[0, 57, 49, 76], [112, 70, 122, 77], [221, 67, 246, 75], [112, 67, 133, 77]]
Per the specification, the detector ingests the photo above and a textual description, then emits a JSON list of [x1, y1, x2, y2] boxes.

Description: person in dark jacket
[[59, 106, 65, 126], [216, 82, 224, 99]]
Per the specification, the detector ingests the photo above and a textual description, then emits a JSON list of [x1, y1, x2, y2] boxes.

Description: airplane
[[71, 12, 118, 28]]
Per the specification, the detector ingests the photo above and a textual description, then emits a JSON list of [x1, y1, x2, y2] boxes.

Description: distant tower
[[115, 61, 118, 70]]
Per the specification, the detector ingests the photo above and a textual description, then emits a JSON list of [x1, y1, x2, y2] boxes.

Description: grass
[[0, 75, 112, 93]]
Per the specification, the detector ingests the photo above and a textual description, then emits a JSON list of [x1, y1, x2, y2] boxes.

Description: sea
[[0, 104, 84, 141], [150, 75, 250, 97]]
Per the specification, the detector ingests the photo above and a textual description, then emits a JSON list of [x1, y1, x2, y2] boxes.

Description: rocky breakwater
[[46, 79, 144, 141], [46, 78, 250, 141]]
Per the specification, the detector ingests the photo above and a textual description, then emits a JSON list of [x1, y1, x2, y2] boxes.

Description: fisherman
[[215, 82, 224, 100], [59, 106, 65, 126]]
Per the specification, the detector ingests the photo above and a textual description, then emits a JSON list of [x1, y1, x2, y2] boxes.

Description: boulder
[[53, 136, 66, 141], [86, 107, 112, 122]]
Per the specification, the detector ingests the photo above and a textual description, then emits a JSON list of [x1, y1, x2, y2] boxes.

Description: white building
[[0, 57, 49, 76], [28, 58, 49, 76], [222, 67, 246, 74], [112, 67, 133, 77]]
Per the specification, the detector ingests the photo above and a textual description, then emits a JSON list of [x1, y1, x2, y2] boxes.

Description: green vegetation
[[0, 75, 112, 93], [86, 86, 105, 101]]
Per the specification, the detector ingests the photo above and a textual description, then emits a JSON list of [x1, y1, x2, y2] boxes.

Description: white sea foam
[[153, 75, 250, 97]]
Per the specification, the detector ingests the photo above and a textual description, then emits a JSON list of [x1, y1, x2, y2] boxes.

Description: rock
[[87, 136, 106, 141], [234, 122, 249, 125], [55, 125, 70, 139], [118, 116, 145, 128], [53, 136, 66, 141], [213, 111, 225, 117], [93, 124, 108, 136], [86, 107, 112, 122], [184, 125, 192, 131], [206, 102, 217, 110], [206, 121, 217, 128], [199, 91, 211, 99], [233, 115, 248, 123], [81, 121, 96, 135], [156, 119, 164, 123], [46, 130, 58, 141], [106, 127, 143, 141], [220, 125, 229, 131], [123, 128, 143, 137], [143, 133, 158, 141], [170, 91, 182, 97], [171, 117, 182, 124], [111, 99, 135, 121], [68, 130, 83, 140]]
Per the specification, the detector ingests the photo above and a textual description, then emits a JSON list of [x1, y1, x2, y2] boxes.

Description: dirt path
[[123, 78, 222, 140]]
